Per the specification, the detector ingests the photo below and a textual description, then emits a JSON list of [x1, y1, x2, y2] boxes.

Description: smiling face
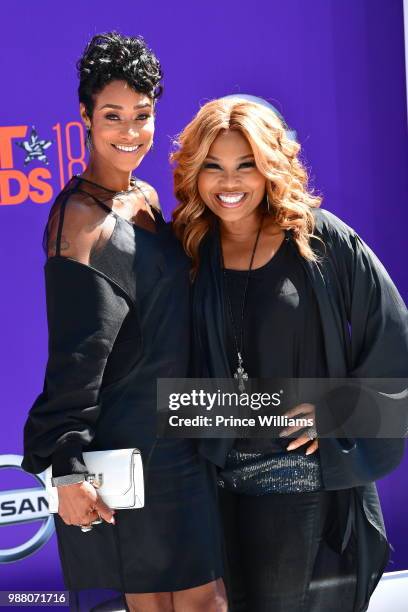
[[80, 80, 155, 173], [197, 129, 266, 224]]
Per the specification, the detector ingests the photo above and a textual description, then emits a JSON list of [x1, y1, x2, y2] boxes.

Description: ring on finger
[[307, 426, 317, 440], [91, 514, 103, 526]]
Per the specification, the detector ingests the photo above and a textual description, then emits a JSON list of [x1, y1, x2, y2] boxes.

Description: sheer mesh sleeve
[[22, 191, 130, 476], [44, 188, 116, 262]]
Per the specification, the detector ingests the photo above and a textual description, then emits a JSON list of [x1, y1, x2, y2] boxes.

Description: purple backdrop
[[0, 0, 407, 590]]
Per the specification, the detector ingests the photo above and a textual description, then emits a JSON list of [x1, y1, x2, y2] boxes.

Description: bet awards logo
[[0, 121, 87, 206], [0, 455, 54, 563]]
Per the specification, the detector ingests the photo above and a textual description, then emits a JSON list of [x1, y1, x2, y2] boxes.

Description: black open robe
[[192, 208, 408, 612]]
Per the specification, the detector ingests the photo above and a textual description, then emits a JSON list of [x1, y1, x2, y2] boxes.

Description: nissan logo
[[0, 454, 54, 563]]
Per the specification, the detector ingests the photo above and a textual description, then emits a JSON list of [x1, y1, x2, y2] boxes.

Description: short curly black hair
[[77, 31, 163, 117]]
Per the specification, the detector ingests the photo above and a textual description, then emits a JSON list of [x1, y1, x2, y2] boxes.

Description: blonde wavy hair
[[171, 97, 322, 274]]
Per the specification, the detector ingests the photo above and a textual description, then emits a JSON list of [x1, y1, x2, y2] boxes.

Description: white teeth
[[114, 144, 140, 152], [217, 193, 245, 204]]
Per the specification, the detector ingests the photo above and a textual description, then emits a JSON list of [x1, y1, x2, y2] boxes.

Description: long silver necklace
[[221, 215, 265, 392]]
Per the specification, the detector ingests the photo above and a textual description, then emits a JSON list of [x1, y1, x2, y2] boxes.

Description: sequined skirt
[[218, 448, 323, 495]]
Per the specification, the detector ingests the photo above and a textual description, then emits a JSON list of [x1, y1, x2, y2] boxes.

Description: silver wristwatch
[[51, 473, 89, 487]]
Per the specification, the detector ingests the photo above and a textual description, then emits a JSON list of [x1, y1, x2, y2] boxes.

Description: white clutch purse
[[45, 448, 144, 513]]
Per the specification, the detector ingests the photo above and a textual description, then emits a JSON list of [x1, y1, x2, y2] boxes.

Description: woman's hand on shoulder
[[57, 481, 115, 527]]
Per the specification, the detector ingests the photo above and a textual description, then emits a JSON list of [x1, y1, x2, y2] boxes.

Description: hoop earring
[[86, 127, 92, 152]]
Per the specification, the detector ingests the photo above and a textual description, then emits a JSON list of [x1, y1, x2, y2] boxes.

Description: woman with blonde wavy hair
[[171, 97, 408, 612]]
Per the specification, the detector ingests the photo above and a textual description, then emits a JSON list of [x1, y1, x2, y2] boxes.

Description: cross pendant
[[234, 352, 248, 392]]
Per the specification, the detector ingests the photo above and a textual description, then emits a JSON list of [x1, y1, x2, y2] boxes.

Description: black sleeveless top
[[22, 175, 191, 476], [219, 235, 326, 493]]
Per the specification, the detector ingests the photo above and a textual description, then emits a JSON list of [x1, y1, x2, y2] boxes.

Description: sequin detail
[[218, 448, 323, 495]]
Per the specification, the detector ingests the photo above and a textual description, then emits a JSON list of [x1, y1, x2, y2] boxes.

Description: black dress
[[22, 176, 223, 592]]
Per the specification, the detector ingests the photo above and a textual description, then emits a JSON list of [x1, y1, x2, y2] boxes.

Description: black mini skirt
[[54, 439, 223, 593]]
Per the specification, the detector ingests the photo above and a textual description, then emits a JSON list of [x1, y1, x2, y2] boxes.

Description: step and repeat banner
[[1, 0, 407, 592]]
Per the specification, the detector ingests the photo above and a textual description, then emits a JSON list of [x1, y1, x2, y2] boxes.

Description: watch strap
[[51, 473, 88, 487]]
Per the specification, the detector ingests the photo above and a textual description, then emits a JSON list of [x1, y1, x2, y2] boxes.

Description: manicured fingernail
[[109, 517, 115, 525], [279, 430, 287, 437], [287, 443, 295, 451]]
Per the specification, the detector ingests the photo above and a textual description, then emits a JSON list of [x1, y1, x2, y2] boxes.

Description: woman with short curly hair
[[172, 97, 408, 611], [22, 33, 226, 612]]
